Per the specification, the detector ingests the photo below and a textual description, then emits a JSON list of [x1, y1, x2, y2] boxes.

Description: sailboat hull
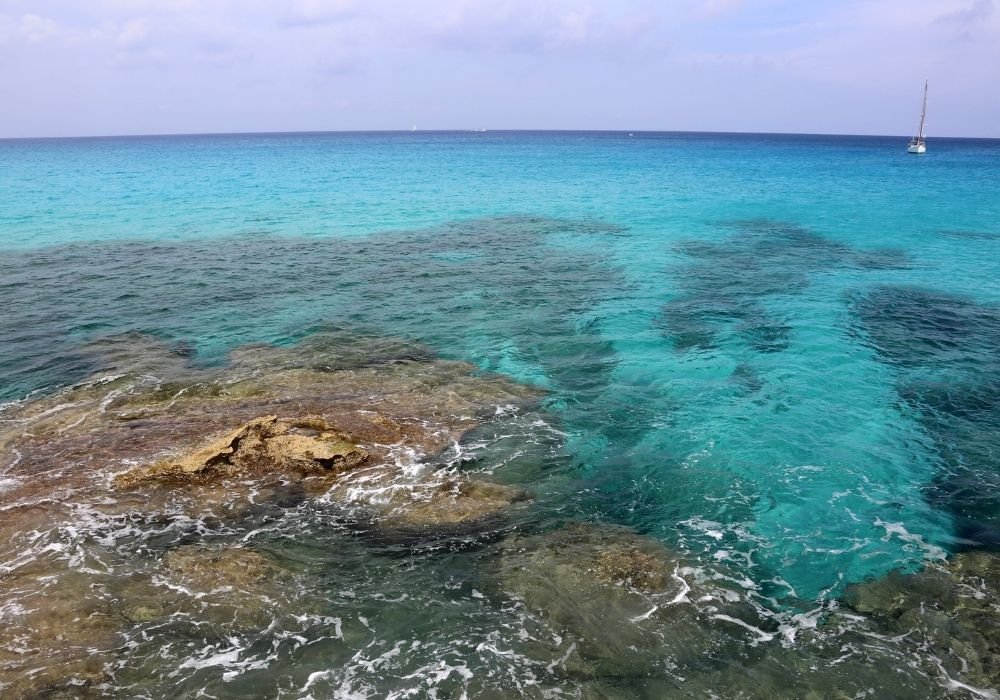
[[907, 143, 927, 154]]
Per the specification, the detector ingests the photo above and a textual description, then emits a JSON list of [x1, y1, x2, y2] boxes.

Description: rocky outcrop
[[114, 415, 368, 486], [0, 332, 545, 696], [110, 412, 529, 534]]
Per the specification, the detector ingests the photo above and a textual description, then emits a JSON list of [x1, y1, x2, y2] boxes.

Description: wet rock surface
[[1, 332, 542, 522], [0, 332, 545, 697], [485, 522, 992, 698], [490, 522, 769, 679], [114, 415, 369, 486], [845, 551, 1000, 694]]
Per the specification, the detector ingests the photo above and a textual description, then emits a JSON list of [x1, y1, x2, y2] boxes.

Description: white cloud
[[0, 0, 996, 136], [936, 0, 995, 26], [279, 0, 356, 28], [413, 1, 658, 54], [116, 17, 150, 49], [695, 0, 745, 20], [19, 13, 58, 42]]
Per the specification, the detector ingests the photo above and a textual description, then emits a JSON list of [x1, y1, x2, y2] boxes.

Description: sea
[[1, 131, 999, 698]]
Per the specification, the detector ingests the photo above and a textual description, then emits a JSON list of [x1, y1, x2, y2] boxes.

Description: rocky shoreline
[[1, 332, 998, 698]]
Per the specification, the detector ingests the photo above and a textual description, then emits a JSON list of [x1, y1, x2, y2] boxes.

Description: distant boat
[[907, 80, 928, 154], [412, 125, 416, 132]]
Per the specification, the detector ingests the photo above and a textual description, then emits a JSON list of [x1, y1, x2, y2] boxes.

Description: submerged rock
[[0, 332, 541, 527], [162, 545, 284, 589], [328, 463, 529, 532], [0, 571, 119, 698], [845, 551, 1000, 693], [490, 522, 768, 679], [486, 524, 956, 698]]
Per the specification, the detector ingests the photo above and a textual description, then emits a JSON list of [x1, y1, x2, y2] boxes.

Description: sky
[[0, 0, 998, 138]]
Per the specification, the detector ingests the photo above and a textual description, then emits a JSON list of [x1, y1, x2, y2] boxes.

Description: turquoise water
[[2, 131, 1000, 693]]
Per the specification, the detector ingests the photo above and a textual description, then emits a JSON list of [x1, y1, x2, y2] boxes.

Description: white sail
[[907, 81, 928, 154]]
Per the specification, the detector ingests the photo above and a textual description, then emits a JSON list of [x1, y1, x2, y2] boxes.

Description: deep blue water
[[2, 131, 1000, 694]]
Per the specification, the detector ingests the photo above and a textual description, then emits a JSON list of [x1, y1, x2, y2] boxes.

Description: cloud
[[933, 0, 996, 40], [19, 13, 58, 42], [279, 0, 357, 28], [695, 0, 745, 20], [0, 0, 997, 137], [116, 18, 150, 49], [419, 2, 657, 55], [936, 0, 995, 25]]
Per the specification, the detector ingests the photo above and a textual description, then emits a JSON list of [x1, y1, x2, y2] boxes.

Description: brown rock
[[385, 478, 528, 528], [844, 551, 1000, 692], [114, 415, 368, 486]]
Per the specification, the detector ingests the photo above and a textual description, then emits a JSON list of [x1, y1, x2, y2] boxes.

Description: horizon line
[[2, 128, 998, 142]]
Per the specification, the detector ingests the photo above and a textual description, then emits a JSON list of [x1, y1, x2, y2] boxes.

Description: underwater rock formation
[[490, 522, 769, 679], [0, 570, 119, 699], [852, 285, 1000, 546], [0, 331, 541, 521], [485, 521, 973, 698], [662, 219, 911, 354], [328, 468, 529, 532], [845, 551, 1000, 693]]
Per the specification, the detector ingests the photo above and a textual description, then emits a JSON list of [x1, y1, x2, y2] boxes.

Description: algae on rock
[[845, 551, 1000, 693], [490, 522, 769, 679]]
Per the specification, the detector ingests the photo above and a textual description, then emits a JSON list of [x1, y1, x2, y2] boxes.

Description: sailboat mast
[[917, 79, 928, 141]]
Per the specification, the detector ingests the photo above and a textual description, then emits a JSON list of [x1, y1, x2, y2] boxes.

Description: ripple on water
[[1, 210, 998, 696]]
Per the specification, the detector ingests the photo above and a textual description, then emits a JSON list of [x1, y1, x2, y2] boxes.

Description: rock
[[103, 546, 301, 631], [490, 522, 767, 678], [113, 412, 529, 536], [0, 331, 548, 695], [593, 543, 668, 592], [162, 545, 283, 590], [0, 571, 119, 698], [379, 477, 528, 529], [121, 601, 164, 624], [844, 551, 1000, 692], [114, 415, 368, 486], [1, 331, 542, 519]]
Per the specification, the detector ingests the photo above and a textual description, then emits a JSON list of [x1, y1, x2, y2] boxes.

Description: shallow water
[[1, 131, 999, 697]]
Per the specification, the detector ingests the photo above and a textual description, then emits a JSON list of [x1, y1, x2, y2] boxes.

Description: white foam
[[874, 518, 947, 561], [7, 448, 23, 469], [29, 401, 85, 420], [711, 614, 775, 644], [175, 636, 279, 681]]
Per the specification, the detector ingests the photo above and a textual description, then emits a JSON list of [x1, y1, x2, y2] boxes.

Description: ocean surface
[[1, 131, 999, 697]]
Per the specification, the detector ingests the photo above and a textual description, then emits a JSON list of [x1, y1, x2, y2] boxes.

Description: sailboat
[[907, 80, 928, 154]]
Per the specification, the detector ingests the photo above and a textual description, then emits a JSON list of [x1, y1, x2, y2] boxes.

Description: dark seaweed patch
[[0, 215, 626, 403], [852, 248, 911, 270], [662, 220, 846, 353], [853, 286, 996, 369], [663, 220, 912, 355], [852, 285, 1000, 548]]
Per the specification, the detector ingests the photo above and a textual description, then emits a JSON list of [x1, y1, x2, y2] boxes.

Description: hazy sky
[[1, 0, 998, 138]]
